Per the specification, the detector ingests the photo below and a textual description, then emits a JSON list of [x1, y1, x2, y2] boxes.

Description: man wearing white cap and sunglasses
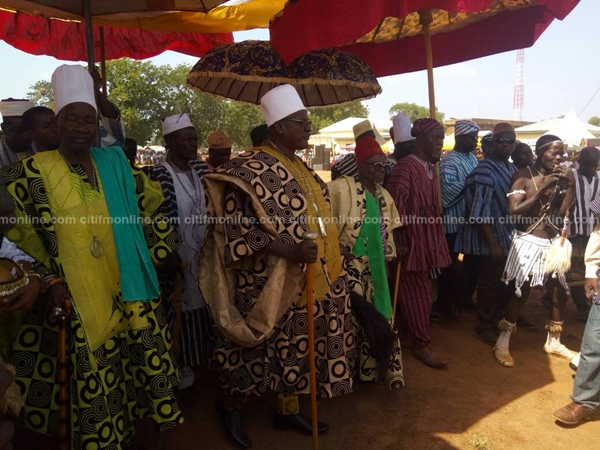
[[200, 84, 355, 448], [1, 65, 183, 447]]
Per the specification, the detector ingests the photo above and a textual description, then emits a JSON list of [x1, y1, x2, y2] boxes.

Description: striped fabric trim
[[177, 308, 213, 367], [143, 160, 209, 230], [570, 169, 600, 237], [331, 153, 358, 180]]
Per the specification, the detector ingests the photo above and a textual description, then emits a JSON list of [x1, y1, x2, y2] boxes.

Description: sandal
[[493, 345, 515, 367], [543, 343, 576, 361]]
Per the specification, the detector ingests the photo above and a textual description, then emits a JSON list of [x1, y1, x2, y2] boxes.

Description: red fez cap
[[355, 135, 385, 164]]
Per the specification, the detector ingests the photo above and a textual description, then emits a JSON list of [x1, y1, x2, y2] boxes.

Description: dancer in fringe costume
[[494, 135, 576, 367]]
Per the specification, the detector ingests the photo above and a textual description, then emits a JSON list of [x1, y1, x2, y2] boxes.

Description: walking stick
[[170, 270, 185, 355], [302, 231, 319, 450], [391, 260, 401, 327], [52, 298, 72, 450]]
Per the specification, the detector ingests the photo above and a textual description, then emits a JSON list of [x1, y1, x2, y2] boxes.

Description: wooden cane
[[391, 260, 401, 327], [302, 231, 319, 450], [156, 261, 186, 354], [170, 270, 185, 355], [53, 298, 72, 450]]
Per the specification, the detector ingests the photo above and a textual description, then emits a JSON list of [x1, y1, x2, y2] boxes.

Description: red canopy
[[0, 9, 233, 61], [270, 0, 580, 78]]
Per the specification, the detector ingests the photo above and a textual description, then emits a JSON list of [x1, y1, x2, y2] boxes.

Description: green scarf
[[91, 147, 159, 301], [352, 192, 392, 320]]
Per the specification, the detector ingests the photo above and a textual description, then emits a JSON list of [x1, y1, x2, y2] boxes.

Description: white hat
[[0, 99, 35, 119], [52, 65, 97, 115], [353, 119, 386, 145], [260, 84, 305, 127], [162, 113, 194, 137], [392, 113, 415, 144]]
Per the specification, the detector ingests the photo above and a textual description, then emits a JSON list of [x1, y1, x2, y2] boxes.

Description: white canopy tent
[[543, 108, 598, 149], [309, 117, 392, 153], [516, 108, 600, 148]]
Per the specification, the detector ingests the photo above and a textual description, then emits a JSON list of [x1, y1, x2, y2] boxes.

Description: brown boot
[[412, 347, 447, 368], [553, 402, 593, 425]]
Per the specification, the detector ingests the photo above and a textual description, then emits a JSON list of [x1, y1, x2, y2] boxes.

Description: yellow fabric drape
[[37, 152, 146, 352], [93, 1, 287, 33], [260, 146, 342, 302]]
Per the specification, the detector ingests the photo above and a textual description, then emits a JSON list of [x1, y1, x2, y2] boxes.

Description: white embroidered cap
[[52, 65, 97, 115], [260, 84, 306, 127], [162, 113, 194, 137], [0, 99, 35, 119], [392, 112, 415, 144]]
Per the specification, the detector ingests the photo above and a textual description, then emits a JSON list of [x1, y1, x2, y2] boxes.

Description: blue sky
[[0, 0, 598, 124]]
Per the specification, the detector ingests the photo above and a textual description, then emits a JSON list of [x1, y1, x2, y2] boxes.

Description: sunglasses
[[363, 161, 387, 170], [493, 137, 516, 145], [283, 118, 312, 127]]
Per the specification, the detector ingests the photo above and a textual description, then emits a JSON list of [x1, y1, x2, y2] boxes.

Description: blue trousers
[[572, 303, 600, 411]]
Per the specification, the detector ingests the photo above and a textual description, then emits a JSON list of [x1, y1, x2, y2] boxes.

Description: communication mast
[[513, 49, 525, 121]]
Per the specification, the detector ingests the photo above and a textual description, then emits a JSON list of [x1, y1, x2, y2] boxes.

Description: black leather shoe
[[475, 328, 497, 346], [273, 413, 329, 436], [516, 316, 537, 331], [215, 401, 252, 449]]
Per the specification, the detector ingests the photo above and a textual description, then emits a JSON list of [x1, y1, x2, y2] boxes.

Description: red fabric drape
[[270, 0, 580, 77], [0, 10, 233, 61]]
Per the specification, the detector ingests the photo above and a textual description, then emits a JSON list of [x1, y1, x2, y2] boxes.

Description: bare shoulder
[[510, 167, 532, 189]]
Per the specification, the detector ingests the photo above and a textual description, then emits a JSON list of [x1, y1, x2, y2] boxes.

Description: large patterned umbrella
[[0, 0, 228, 18], [0, 0, 287, 33], [0, 0, 241, 67], [186, 40, 382, 108], [270, 0, 580, 116], [0, 9, 233, 61], [271, 0, 580, 77]]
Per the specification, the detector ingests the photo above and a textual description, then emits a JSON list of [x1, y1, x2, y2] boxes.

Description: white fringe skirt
[[502, 230, 570, 297]]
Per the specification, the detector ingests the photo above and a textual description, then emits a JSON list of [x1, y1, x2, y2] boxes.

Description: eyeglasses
[[493, 137, 516, 145], [362, 161, 387, 171], [283, 118, 312, 127]]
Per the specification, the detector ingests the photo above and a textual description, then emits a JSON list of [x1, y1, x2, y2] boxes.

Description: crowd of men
[[0, 64, 598, 450]]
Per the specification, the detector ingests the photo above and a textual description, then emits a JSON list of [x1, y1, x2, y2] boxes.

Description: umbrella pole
[[83, 0, 95, 70], [100, 27, 107, 95], [419, 10, 436, 119], [419, 10, 443, 214], [302, 231, 319, 450]]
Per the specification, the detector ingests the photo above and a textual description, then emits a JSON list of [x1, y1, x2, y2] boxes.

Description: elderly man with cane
[[200, 85, 358, 449]]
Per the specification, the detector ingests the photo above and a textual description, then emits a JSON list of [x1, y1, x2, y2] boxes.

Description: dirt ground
[[11, 171, 599, 449], [128, 291, 597, 450]]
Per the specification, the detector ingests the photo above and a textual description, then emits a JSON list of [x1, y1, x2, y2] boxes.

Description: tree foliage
[[309, 101, 369, 133], [222, 102, 265, 150], [388, 102, 445, 124], [27, 59, 375, 147], [588, 116, 600, 127], [27, 80, 54, 109]]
